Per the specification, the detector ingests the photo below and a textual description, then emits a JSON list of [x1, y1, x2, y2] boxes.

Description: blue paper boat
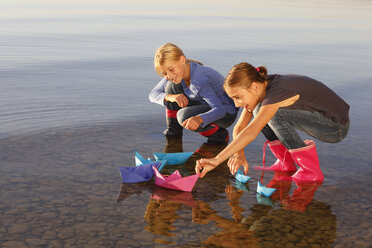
[[256, 193, 274, 207], [135, 151, 167, 172], [235, 169, 251, 183], [153, 152, 193, 165], [257, 181, 277, 197], [118, 161, 162, 183]]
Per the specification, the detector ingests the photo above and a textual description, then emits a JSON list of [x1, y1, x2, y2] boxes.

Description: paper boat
[[151, 187, 196, 208], [135, 151, 167, 172], [153, 152, 193, 165], [235, 169, 251, 183], [118, 161, 162, 183], [152, 166, 199, 192], [257, 181, 277, 197]]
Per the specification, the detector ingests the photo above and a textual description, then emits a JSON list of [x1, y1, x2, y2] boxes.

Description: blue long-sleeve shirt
[[149, 61, 238, 127]]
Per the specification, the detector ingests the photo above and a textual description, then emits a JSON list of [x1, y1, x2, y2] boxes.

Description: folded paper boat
[[152, 166, 199, 192], [153, 152, 193, 165], [257, 181, 277, 197], [118, 161, 162, 183], [135, 151, 167, 172], [235, 169, 251, 183]]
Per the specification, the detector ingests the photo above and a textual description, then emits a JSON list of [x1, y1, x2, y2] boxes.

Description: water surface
[[1, 0, 372, 247]]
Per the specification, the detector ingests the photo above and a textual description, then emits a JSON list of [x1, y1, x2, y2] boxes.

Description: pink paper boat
[[152, 166, 199, 192]]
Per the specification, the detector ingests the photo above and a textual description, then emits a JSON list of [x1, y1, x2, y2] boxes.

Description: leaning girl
[[195, 62, 350, 182], [149, 43, 238, 144]]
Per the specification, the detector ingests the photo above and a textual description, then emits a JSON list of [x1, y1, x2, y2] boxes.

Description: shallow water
[[1, 0, 372, 247]]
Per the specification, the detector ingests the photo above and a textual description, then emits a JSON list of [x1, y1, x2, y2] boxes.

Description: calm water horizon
[[1, 0, 372, 138], [1, 0, 372, 247]]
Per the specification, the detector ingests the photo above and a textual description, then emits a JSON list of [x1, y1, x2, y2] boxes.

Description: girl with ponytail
[[196, 62, 350, 182]]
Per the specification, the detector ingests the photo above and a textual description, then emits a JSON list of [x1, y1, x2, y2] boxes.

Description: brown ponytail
[[224, 62, 268, 89]]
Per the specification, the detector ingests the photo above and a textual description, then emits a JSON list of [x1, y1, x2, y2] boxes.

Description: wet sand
[[0, 117, 370, 247]]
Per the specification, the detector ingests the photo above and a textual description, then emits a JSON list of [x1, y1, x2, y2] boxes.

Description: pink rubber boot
[[289, 140, 324, 182], [253, 140, 297, 172]]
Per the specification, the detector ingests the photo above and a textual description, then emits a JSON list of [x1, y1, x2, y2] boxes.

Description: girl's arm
[[232, 108, 252, 153], [195, 102, 281, 178], [197, 85, 226, 127], [233, 108, 252, 138], [149, 78, 168, 106], [230, 108, 252, 173], [149, 78, 189, 107], [182, 84, 225, 131]]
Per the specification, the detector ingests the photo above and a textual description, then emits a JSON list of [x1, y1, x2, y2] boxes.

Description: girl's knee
[[176, 110, 187, 125]]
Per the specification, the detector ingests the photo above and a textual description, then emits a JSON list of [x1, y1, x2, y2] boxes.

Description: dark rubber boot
[[163, 109, 183, 137]]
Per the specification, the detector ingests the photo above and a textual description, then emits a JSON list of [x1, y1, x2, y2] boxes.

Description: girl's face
[[159, 56, 186, 84], [225, 84, 260, 113]]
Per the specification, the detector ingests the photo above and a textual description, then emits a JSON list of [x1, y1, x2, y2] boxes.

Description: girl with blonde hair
[[149, 43, 238, 144]]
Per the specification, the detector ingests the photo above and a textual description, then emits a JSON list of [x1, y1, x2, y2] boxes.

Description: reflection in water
[[282, 182, 323, 212], [244, 201, 337, 248], [238, 172, 335, 248], [195, 200, 259, 248], [151, 187, 196, 208], [163, 136, 184, 153], [259, 171, 324, 212], [144, 198, 181, 238], [141, 141, 335, 247], [1, 112, 370, 247], [116, 181, 154, 202]]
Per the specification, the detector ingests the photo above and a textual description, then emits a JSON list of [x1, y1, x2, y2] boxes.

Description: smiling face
[[225, 84, 261, 113], [159, 56, 187, 84]]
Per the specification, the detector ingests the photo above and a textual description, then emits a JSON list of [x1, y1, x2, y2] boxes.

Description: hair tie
[[256, 67, 260, 72]]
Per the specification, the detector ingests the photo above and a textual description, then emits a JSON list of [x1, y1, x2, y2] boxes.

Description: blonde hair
[[154, 43, 202, 76], [224, 62, 268, 89]]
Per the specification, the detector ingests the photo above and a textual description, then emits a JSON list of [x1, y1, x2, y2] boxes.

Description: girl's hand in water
[[227, 153, 249, 175], [195, 157, 219, 178]]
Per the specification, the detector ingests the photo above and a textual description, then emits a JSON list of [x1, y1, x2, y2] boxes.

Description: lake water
[[1, 0, 372, 247]]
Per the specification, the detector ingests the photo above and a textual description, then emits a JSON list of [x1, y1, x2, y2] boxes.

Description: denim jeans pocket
[[318, 121, 349, 143], [318, 129, 343, 143]]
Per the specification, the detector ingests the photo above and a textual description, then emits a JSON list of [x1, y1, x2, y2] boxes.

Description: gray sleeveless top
[[262, 74, 350, 125]]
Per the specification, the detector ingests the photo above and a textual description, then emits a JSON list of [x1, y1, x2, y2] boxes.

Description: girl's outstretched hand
[[227, 154, 249, 175], [195, 158, 219, 178]]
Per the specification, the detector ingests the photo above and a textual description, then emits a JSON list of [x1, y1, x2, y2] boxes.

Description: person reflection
[[192, 200, 259, 247], [239, 172, 336, 247], [282, 181, 323, 212], [144, 196, 182, 237], [163, 136, 183, 153], [225, 185, 245, 222], [146, 140, 260, 246], [263, 170, 323, 212], [244, 199, 336, 248]]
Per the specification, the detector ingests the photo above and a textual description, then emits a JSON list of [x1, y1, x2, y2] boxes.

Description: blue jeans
[[177, 103, 237, 132], [253, 103, 350, 149], [164, 82, 237, 132]]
